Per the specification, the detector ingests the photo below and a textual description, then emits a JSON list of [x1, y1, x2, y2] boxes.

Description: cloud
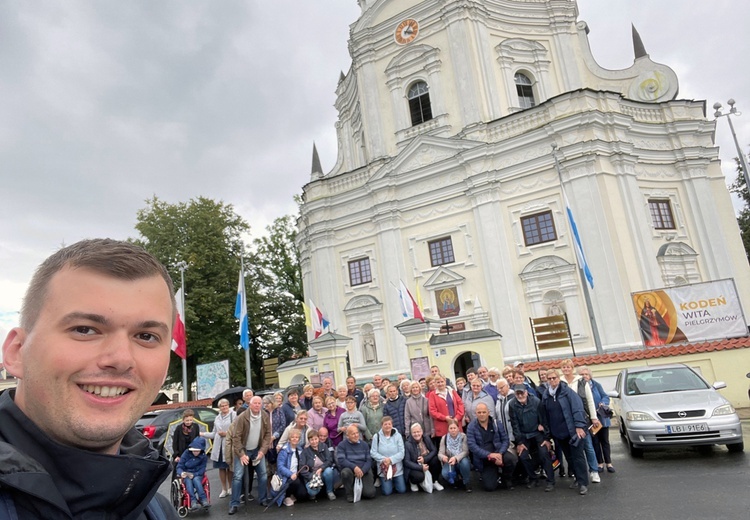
[[0, 0, 748, 313]]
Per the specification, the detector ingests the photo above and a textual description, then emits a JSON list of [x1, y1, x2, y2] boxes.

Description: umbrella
[[264, 466, 309, 511], [212, 386, 248, 408]]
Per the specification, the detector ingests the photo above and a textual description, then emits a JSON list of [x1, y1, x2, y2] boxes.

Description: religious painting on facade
[[436, 286, 460, 318]]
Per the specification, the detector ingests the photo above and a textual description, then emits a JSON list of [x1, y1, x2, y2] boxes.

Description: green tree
[[132, 196, 253, 390], [729, 156, 750, 261], [250, 214, 307, 375]]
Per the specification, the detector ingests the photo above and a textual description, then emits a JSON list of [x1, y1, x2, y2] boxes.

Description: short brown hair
[[182, 409, 195, 418], [21, 238, 174, 331]]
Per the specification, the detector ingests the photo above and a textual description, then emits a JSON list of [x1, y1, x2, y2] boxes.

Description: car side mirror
[[712, 381, 727, 390], [606, 390, 619, 399]]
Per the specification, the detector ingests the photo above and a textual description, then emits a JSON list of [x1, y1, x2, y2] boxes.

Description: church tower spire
[[311, 142, 323, 180], [632, 24, 649, 59]]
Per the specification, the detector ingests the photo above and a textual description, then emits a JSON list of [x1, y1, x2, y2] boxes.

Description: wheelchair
[[170, 473, 211, 517]]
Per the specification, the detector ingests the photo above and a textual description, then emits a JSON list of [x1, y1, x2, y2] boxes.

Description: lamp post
[[714, 99, 750, 193]]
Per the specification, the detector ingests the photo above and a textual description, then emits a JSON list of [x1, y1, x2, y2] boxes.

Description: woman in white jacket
[[200, 398, 236, 498]]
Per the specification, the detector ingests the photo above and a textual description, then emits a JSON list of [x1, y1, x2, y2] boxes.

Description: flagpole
[[176, 261, 189, 401], [551, 144, 603, 354], [240, 255, 253, 389]]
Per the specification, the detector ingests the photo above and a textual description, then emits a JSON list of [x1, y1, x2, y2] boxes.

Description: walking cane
[[244, 460, 250, 509]]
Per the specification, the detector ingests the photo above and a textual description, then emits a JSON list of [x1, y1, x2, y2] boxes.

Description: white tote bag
[[421, 469, 434, 493], [353, 477, 363, 503]]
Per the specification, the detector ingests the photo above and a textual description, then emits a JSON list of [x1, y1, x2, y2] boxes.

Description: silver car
[[608, 363, 743, 457]]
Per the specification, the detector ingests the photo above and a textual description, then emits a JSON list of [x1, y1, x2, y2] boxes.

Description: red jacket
[[428, 388, 465, 437]]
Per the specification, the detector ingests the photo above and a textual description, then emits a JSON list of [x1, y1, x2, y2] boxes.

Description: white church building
[[277, 0, 750, 387]]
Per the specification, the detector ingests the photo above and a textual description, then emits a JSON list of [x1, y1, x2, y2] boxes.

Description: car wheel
[[727, 441, 744, 453], [627, 439, 644, 458], [622, 426, 644, 457]]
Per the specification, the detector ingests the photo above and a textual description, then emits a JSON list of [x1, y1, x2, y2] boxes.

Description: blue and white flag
[[562, 187, 594, 289], [235, 269, 250, 350]]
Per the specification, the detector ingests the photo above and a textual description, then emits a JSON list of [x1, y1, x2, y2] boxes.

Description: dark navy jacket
[[540, 381, 588, 440], [175, 437, 208, 478], [0, 390, 177, 519], [466, 417, 509, 471]]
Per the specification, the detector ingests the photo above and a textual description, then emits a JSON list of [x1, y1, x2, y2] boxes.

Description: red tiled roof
[[524, 336, 750, 372], [147, 398, 213, 412]]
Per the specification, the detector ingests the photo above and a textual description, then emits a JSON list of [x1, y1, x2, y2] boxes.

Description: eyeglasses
[[547, 376, 559, 380]]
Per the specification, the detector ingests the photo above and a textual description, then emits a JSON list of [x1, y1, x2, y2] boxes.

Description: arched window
[[408, 81, 433, 126], [514, 72, 535, 109]]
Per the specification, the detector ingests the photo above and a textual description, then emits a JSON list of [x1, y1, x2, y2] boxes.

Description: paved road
[[159, 419, 750, 519]]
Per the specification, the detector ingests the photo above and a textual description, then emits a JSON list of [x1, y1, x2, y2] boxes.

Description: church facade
[[278, 0, 750, 387]]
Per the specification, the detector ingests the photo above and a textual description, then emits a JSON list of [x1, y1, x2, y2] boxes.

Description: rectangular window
[[428, 237, 455, 267], [649, 199, 676, 229], [521, 211, 557, 246], [348, 258, 372, 286]]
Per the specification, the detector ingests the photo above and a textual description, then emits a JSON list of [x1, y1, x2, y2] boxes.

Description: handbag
[[308, 472, 324, 489], [353, 477, 363, 503], [271, 474, 283, 492]]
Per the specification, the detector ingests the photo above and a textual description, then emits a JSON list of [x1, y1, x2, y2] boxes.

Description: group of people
[[0, 239, 617, 519], [198, 360, 615, 514]]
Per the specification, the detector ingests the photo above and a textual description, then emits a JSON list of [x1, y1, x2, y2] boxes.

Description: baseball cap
[[513, 361, 524, 368], [512, 384, 527, 393]]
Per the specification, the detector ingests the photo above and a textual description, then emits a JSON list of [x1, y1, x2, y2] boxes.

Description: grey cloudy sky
[[1, 0, 749, 339]]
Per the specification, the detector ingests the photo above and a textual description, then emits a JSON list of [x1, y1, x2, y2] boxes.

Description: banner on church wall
[[631, 279, 746, 347]]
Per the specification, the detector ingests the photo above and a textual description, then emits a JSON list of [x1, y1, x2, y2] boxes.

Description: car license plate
[[666, 423, 708, 434]]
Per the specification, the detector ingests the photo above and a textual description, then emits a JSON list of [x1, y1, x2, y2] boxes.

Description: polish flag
[[171, 288, 187, 359], [308, 299, 330, 339]]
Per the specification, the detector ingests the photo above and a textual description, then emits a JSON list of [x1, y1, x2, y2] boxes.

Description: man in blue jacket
[[176, 437, 210, 511], [540, 369, 590, 495], [466, 403, 517, 491], [336, 424, 377, 502], [0, 239, 178, 519]]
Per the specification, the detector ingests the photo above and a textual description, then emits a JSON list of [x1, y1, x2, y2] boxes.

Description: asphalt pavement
[[159, 418, 750, 519]]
